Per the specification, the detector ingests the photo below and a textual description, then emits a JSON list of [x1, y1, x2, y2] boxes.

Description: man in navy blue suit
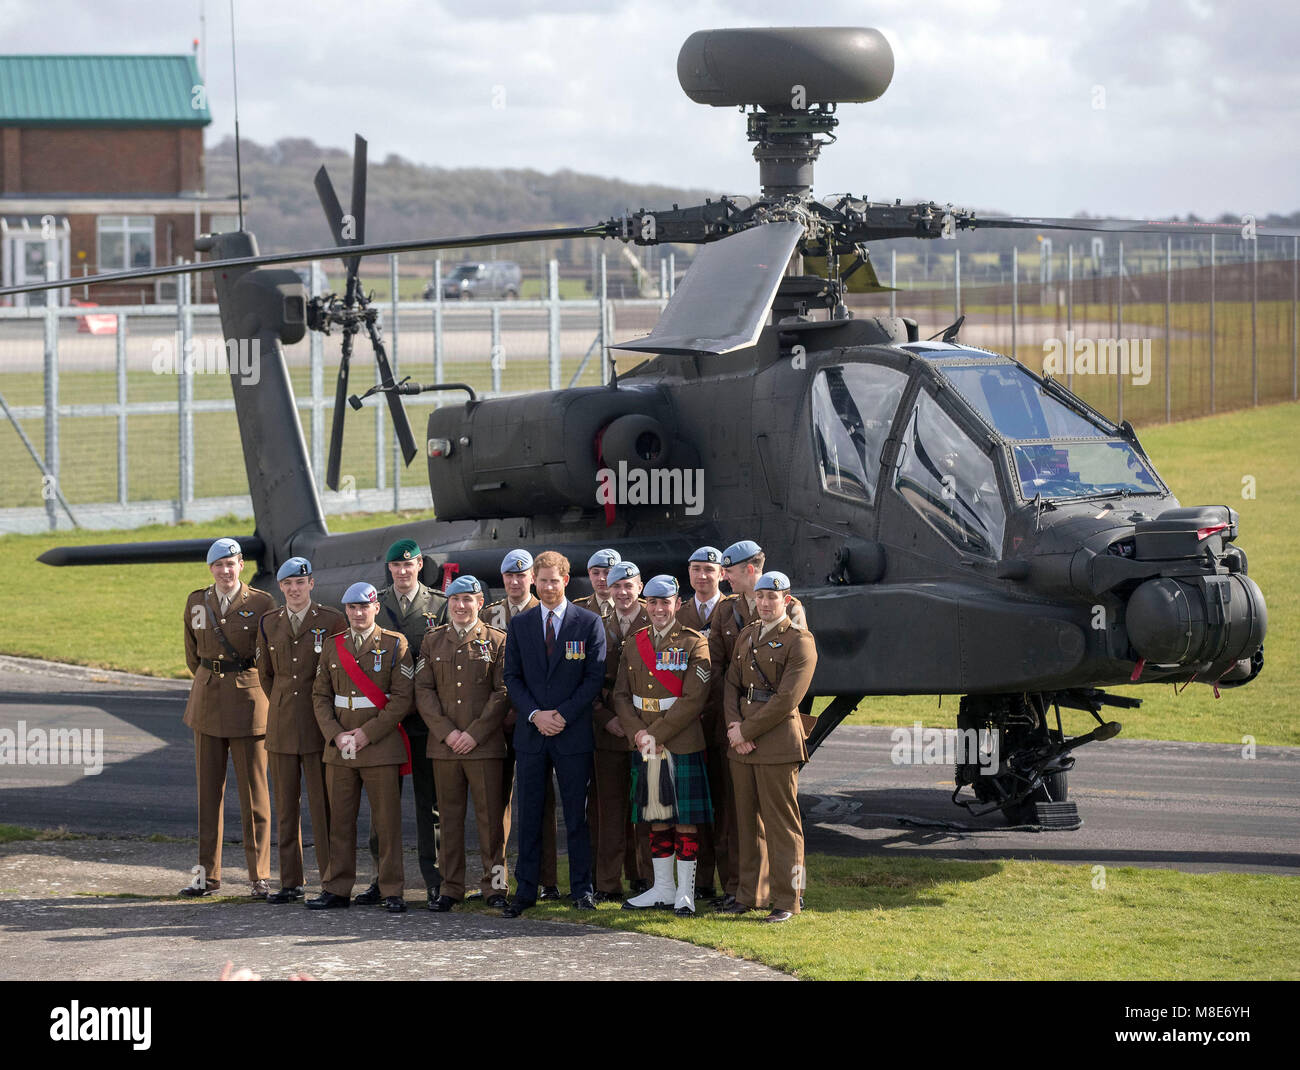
[[502, 550, 607, 916]]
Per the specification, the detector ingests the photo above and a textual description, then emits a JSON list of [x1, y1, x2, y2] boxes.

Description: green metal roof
[[0, 55, 211, 126]]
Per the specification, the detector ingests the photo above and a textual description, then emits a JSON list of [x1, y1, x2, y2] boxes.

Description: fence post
[[1066, 245, 1073, 389], [889, 248, 896, 319], [1251, 237, 1258, 406], [391, 254, 401, 512], [1116, 240, 1124, 423], [1170, 236, 1180, 421], [548, 258, 561, 390], [599, 253, 609, 386], [309, 260, 324, 487], [434, 258, 444, 385], [491, 304, 503, 394], [1209, 234, 1216, 414], [1011, 246, 1018, 362], [1293, 235, 1298, 400], [953, 249, 961, 320], [659, 257, 668, 301], [116, 312, 128, 505], [178, 259, 193, 521], [43, 255, 59, 530], [668, 252, 675, 296]]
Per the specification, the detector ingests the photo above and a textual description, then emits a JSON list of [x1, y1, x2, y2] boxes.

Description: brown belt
[[201, 656, 255, 677]]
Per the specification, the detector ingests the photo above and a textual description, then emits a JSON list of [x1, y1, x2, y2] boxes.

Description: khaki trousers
[[323, 763, 403, 898], [193, 729, 270, 886], [502, 739, 557, 886], [698, 739, 733, 893], [729, 760, 803, 913], [433, 757, 505, 899], [592, 749, 639, 892], [269, 750, 330, 890]]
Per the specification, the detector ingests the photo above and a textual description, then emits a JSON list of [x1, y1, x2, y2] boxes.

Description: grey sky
[[1, 0, 1296, 219]]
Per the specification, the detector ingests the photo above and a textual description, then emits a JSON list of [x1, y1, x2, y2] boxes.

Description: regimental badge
[[565, 641, 585, 660], [373, 648, 385, 672], [311, 627, 326, 654], [473, 639, 493, 663]]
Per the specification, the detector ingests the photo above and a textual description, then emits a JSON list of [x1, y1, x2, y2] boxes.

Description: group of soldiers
[[179, 534, 818, 923]]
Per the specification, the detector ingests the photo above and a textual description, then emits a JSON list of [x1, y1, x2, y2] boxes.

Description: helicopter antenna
[[228, 0, 244, 230]]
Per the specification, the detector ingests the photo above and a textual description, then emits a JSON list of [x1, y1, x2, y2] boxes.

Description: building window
[[97, 216, 154, 272]]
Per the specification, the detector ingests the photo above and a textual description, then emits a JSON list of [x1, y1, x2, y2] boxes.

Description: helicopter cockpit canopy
[[913, 346, 1166, 504]]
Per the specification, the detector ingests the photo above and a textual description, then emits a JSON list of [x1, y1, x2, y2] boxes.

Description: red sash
[[634, 630, 684, 698], [334, 634, 411, 774]]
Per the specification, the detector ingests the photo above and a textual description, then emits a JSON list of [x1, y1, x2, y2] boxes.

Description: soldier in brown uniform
[[723, 571, 818, 923], [613, 575, 714, 915], [414, 575, 510, 911], [479, 549, 560, 899], [180, 537, 276, 898], [590, 560, 649, 901], [573, 547, 619, 619], [308, 581, 414, 914], [675, 545, 732, 903], [255, 556, 346, 903]]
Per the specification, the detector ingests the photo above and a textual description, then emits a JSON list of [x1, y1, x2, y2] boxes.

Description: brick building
[[0, 54, 238, 305]]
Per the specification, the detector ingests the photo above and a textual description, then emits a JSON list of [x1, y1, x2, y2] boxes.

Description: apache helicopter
[[7, 27, 1278, 826]]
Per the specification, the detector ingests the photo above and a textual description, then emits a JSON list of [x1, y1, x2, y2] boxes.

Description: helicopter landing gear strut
[[953, 690, 1135, 827]]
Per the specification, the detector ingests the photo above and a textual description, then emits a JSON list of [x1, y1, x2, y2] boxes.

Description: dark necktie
[[546, 611, 557, 658]]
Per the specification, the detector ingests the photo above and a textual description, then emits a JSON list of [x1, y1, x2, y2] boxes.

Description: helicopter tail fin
[[197, 230, 328, 565]]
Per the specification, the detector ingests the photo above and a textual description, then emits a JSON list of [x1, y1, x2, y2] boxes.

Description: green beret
[[386, 538, 422, 563]]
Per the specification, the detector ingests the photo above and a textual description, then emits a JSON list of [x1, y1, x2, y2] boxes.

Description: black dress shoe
[[384, 896, 408, 913], [572, 893, 596, 911], [695, 884, 717, 900], [428, 894, 458, 913], [721, 900, 751, 915], [762, 909, 795, 924], [178, 884, 212, 898], [485, 893, 507, 908], [268, 886, 304, 904], [713, 893, 737, 911], [502, 899, 533, 918], [538, 885, 562, 901], [353, 883, 382, 906], [306, 891, 350, 910], [592, 889, 623, 903]]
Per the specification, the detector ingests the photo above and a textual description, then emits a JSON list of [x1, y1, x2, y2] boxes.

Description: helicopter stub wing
[[610, 220, 804, 357]]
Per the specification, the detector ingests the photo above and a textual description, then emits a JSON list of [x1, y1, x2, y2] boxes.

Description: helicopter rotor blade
[[313, 165, 355, 279], [348, 135, 368, 285], [0, 224, 609, 300], [365, 326, 419, 466], [325, 336, 353, 492], [610, 221, 804, 356], [967, 215, 1300, 239]]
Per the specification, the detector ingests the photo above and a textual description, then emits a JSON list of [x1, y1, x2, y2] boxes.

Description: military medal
[[474, 639, 492, 663], [423, 612, 437, 630], [311, 627, 326, 654], [373, 648, 385, 671]]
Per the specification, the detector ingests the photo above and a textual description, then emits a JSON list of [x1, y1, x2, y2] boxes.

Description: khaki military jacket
[[256, 602, 346, 754], [723, 617, 818, 765], [574, 592, 616, 619], [677, 594, 732, 742], [479, 594, 539, 633], [612, 623, 712, 755], [377, 581, 448, 653], [414, 620, 509, 760], [183, 582, 276, 738], [594, 605, 649, 752], [479, 595, 539, 728], [312, 626, 413, 767]]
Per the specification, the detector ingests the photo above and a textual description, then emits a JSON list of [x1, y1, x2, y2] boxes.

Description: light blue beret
[[721, 540, 762, 567], [342, 581, 379, 605], [587, 548, 621, 570], [755, 571, 790, 592], [446, 575, 483, 596], [606, 561, 641, 585], [689, 546, 722, 564], [276, 557, 312, 581], [501, 549, 534, 574], [206, 537, 241, 565], [643, 574, 680, 599]]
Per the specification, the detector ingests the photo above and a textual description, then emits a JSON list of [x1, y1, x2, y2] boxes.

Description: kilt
[[629, 749, 713, 825]]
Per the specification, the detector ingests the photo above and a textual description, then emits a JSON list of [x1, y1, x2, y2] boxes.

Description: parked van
[[426, 261, 522, 301]]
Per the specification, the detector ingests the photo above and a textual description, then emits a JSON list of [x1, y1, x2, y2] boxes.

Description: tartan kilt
[[629, 749, 714, 825]]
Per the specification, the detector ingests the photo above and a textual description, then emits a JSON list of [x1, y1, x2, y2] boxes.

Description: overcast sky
[[1, 0, 1296, 219]]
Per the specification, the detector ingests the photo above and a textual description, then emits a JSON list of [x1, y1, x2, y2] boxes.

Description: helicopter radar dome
[[677, 26, 894, 112]]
